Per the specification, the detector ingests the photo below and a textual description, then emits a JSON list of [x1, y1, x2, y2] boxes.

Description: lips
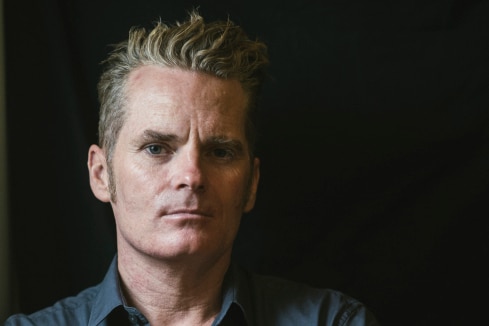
[[163, 208, 212, 219]]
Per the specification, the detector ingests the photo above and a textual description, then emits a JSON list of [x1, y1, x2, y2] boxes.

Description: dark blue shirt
[[5, 256, 380, 325]]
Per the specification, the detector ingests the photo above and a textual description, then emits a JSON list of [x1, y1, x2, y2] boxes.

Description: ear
[[87, 144, 111, 203], [244, 157, 260, 213]]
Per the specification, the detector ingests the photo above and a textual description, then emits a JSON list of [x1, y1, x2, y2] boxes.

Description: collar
[[87, 256, 125, 326], [86, 256, 251, 326], [213, 263, 251, 325]]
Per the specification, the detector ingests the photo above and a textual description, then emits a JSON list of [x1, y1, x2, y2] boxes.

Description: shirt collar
[[88, 256, 125, 326], [86, 256, 252, 326], [213, 263, 252, 326]]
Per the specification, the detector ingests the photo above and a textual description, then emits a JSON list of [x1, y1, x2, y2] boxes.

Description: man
[[5, 10, 379, 325]]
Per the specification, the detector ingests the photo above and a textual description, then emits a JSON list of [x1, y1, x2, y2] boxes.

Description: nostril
[[177, 182, 206, 194], [174, 170, 206, 192]]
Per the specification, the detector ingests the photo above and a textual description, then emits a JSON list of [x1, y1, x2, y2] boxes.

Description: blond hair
[[97, 10, 269, 162]]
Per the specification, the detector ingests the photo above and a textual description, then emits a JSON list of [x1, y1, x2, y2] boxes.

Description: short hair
[[97, 9, 269, 163]]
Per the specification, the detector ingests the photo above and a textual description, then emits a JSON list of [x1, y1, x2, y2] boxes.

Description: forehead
[[121, 65, 249, 137]]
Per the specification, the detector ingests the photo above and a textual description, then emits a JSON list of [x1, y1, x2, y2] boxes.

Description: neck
[[117, 247, 231, 326]]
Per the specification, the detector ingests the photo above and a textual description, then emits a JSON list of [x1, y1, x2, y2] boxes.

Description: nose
[[170, 147, 206, 192]]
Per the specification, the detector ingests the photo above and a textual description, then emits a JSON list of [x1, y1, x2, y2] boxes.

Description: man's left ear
[[244, 157, 260, 213]]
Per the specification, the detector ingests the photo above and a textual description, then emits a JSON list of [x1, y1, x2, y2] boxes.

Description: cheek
[[221, 169, 253, 210], [113, 160, 160, 208]]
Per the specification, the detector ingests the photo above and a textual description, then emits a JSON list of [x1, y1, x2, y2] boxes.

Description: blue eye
[[147, 145, 162, 155]]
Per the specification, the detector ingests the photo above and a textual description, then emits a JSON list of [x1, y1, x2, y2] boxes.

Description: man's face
[[91, 65, 259, 264]]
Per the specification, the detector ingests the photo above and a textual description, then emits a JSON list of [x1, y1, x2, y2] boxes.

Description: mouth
[[163, 208, 212, 220]]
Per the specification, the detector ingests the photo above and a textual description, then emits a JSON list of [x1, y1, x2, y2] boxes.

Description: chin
[[143, 237, 215, 259]]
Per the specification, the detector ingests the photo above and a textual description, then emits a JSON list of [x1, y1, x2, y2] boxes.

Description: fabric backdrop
[[5, 1, 489, 325]]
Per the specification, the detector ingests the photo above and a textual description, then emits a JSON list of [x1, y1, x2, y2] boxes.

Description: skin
[[87, 65, 260, 325]]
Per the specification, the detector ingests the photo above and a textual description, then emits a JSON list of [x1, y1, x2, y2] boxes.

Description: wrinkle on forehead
[[127, 65, 248, 111], [123, 65, 250, 148], [128, 67, 246, 111]]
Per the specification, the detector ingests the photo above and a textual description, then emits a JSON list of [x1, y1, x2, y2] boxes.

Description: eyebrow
[[141, 129, 178, 142], [208, 136, 244, 150], [139, 129, 245, 152]]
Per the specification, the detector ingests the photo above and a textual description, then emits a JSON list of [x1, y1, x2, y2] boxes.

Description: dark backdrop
[[5, 1, 489, 325]]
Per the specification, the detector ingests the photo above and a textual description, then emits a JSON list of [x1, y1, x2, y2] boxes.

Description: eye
[[148, 145, 162, 154], [212, 148, 234, 159], [145, 144, 168, 155]]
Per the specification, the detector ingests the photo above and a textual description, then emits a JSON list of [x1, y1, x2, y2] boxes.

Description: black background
[[5, 1, 489, 325]]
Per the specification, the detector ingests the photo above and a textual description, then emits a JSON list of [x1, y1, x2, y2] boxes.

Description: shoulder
[[4, 285, 100, 326], [244, 271, 379, 325]]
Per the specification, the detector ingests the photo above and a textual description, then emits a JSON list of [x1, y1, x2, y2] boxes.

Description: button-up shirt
[[5, 256, 380, 325]]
